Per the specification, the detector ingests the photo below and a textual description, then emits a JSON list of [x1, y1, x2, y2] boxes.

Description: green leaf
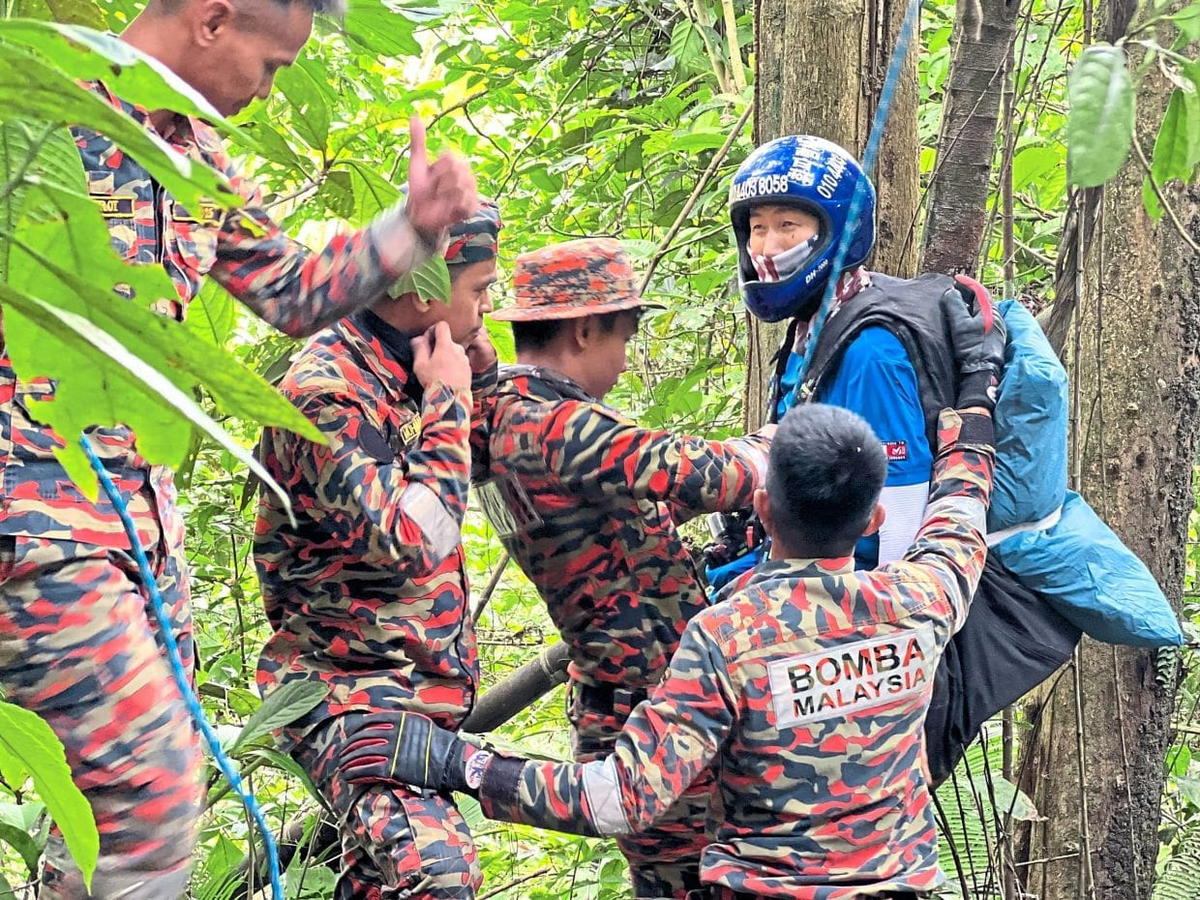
[[274, 61, 331, 153], [0, 284, 296, 511], [0, 801, 46, 873], [1066, 44, 1135, 188], [669, 20, 706, 74], [3, 182, 321, 499], [485, 316, 515, 364], [1171, 2, 1200, 42], [0, 37, 237, 210], [240, 747, 325, 805], [1143, 175, 1164, 220], [0, 702, 97, 888], [341, 0, 423, 57], [184, 282, 239, 347], [1151, 89, 1197, 186], [229, 681, 328, 754], [389, 254, 452, 304], [1011, 145, 1062, 191]]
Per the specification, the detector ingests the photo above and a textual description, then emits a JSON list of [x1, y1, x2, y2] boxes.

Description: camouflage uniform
[[482, 240, 771, 899], [0, 82, 434, 897], [255, 205, 501, 899], [478, 408, 994, 900]]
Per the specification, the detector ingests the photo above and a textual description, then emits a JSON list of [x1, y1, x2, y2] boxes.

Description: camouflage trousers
[[569, 680, 708, 900], [0, 532, 201, 899], [294, 712, 482, 900]]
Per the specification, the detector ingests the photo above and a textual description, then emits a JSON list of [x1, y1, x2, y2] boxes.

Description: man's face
[[578, 310, 640, 400], [747, 204, 820, 258], [431, 258, 499, 346], [188, 0, 314, 117]]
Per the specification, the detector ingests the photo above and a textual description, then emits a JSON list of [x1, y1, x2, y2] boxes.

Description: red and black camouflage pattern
[[0, 78, 430, 895], [479, 365, 770, 897], [481, 409, 995, 900], [0, 534, 200, 899], [255, 312, 494, 747], [296, 713, 481, 899]]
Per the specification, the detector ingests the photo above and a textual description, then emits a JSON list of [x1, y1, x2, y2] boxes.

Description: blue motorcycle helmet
[[730, 135, 877, 323]]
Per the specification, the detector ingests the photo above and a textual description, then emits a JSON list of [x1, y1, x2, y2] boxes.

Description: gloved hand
[[337, 712, 496, 798], [941, 274, 1006, 412]]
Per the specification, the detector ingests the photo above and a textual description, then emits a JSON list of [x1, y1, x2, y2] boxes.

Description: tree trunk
[[1016, 33, 1198, 900], [918, 0, 1019, 275], [745, 0, 919, 427]]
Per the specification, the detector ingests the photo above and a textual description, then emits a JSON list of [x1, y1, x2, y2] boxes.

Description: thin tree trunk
[[1017, 25, 1198, 899], [745, 0, 919, 427], [919, 0, 1020, 274]]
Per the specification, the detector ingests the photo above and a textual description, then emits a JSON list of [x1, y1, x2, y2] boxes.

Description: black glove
[[941, 274, 1006, 412], [337, 712, 492, 797]]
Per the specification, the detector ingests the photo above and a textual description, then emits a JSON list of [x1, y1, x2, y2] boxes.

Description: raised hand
[[405, 117, 478, 243]]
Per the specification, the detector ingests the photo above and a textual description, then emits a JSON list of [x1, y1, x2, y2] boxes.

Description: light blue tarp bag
[[988, 300, 1182, 647]]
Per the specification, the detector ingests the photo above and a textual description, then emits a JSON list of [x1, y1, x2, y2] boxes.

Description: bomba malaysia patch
[[767, 624, 938, 727]]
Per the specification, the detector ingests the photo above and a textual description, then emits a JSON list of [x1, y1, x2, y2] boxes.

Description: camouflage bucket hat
[[491, 237, 663, 322], [444, 197, 501, 265]]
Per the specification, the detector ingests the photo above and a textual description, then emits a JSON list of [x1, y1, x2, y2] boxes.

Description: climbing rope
[[79, 435, 285, 900], [789, 0, 925, 392]]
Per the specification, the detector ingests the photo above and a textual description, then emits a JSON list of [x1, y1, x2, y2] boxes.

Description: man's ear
[[752, 488, 774, 537], [196, 0, 237, 44], [863, 502, 886, 537], [570, 316, 591, 351]]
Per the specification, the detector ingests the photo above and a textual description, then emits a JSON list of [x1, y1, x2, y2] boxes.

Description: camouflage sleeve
[[540, 401, 769, 522], [896, 409, 996, 632], [470, 360, 499, 483], [296, 382, 473, 573], [480, 620, 734, 836], [209, 167, 433, 339]]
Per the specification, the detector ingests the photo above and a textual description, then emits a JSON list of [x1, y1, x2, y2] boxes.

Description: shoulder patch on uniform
[[883, 440, 908, 461], [477, 474, 543, 539], [767, 624, 938, 727], [358, 423, 395, 464]]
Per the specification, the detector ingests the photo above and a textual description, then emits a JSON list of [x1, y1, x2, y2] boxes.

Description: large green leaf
[[0, 801, 46, 874], [0, 22, 224, 124], [340, 0, 423, 57], [229, 680, 328, 754], [0, 702, 97, 888], [388, 253, 452, 304], [1066, 44, 1135, 188], [274, 60, 331, 153], [1152, 88, 1199, 186], [0, 37, 237, 210]]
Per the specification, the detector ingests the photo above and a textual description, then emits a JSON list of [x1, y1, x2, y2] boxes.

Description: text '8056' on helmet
[[730, 135, 878, 323]]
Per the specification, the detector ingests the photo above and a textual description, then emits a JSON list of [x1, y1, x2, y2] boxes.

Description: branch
[[719, 0, 747, 92], [471, 551, 511, 623]]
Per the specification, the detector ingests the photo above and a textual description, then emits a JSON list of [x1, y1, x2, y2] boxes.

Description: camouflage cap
[[444, 198, 501, 266], [491, 237, 661, 322]]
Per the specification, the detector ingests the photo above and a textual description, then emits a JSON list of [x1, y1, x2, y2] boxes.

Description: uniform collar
[[749, 555, 856, 583], [498, 363, 596, 404], [340, 312, 421, 404]]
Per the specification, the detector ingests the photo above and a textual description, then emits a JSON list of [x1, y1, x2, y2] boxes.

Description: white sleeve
[[876, 481, 931, 563]]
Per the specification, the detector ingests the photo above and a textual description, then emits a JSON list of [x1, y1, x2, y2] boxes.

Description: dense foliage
[[2, 0, 1200, 896]]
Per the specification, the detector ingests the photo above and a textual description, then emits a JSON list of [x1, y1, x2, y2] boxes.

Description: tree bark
[[1016, 35, 1198, 900], [918, 0, 1019, 275], [745, 0, 919, 427]]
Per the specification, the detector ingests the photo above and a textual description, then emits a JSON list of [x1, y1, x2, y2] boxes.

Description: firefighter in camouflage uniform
[[318, 280, 1006, 900], [254, 201, 502, 900], [476, 238, 773, 899], [0, 0, 477, 895]]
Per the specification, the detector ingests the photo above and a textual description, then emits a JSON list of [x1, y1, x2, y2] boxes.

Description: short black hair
[[152, 0, 345, 17], [511, 309, 638, 353], [766, 403, 888, 552]]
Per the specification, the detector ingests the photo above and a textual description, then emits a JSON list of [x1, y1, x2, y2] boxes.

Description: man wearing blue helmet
[[717, 135, 1082, 783]]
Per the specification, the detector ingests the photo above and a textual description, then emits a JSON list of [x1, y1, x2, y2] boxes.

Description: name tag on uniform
[[768, 625, 937, 727], [172, 200, 225, 227], [477, 474, 542, 539], [92, 195, 135, 218], [399, 417, 421, 446]]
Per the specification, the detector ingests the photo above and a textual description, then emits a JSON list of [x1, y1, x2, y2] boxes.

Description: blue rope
[[79, 435, 285, 900], [790, 0, 925, 390]]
